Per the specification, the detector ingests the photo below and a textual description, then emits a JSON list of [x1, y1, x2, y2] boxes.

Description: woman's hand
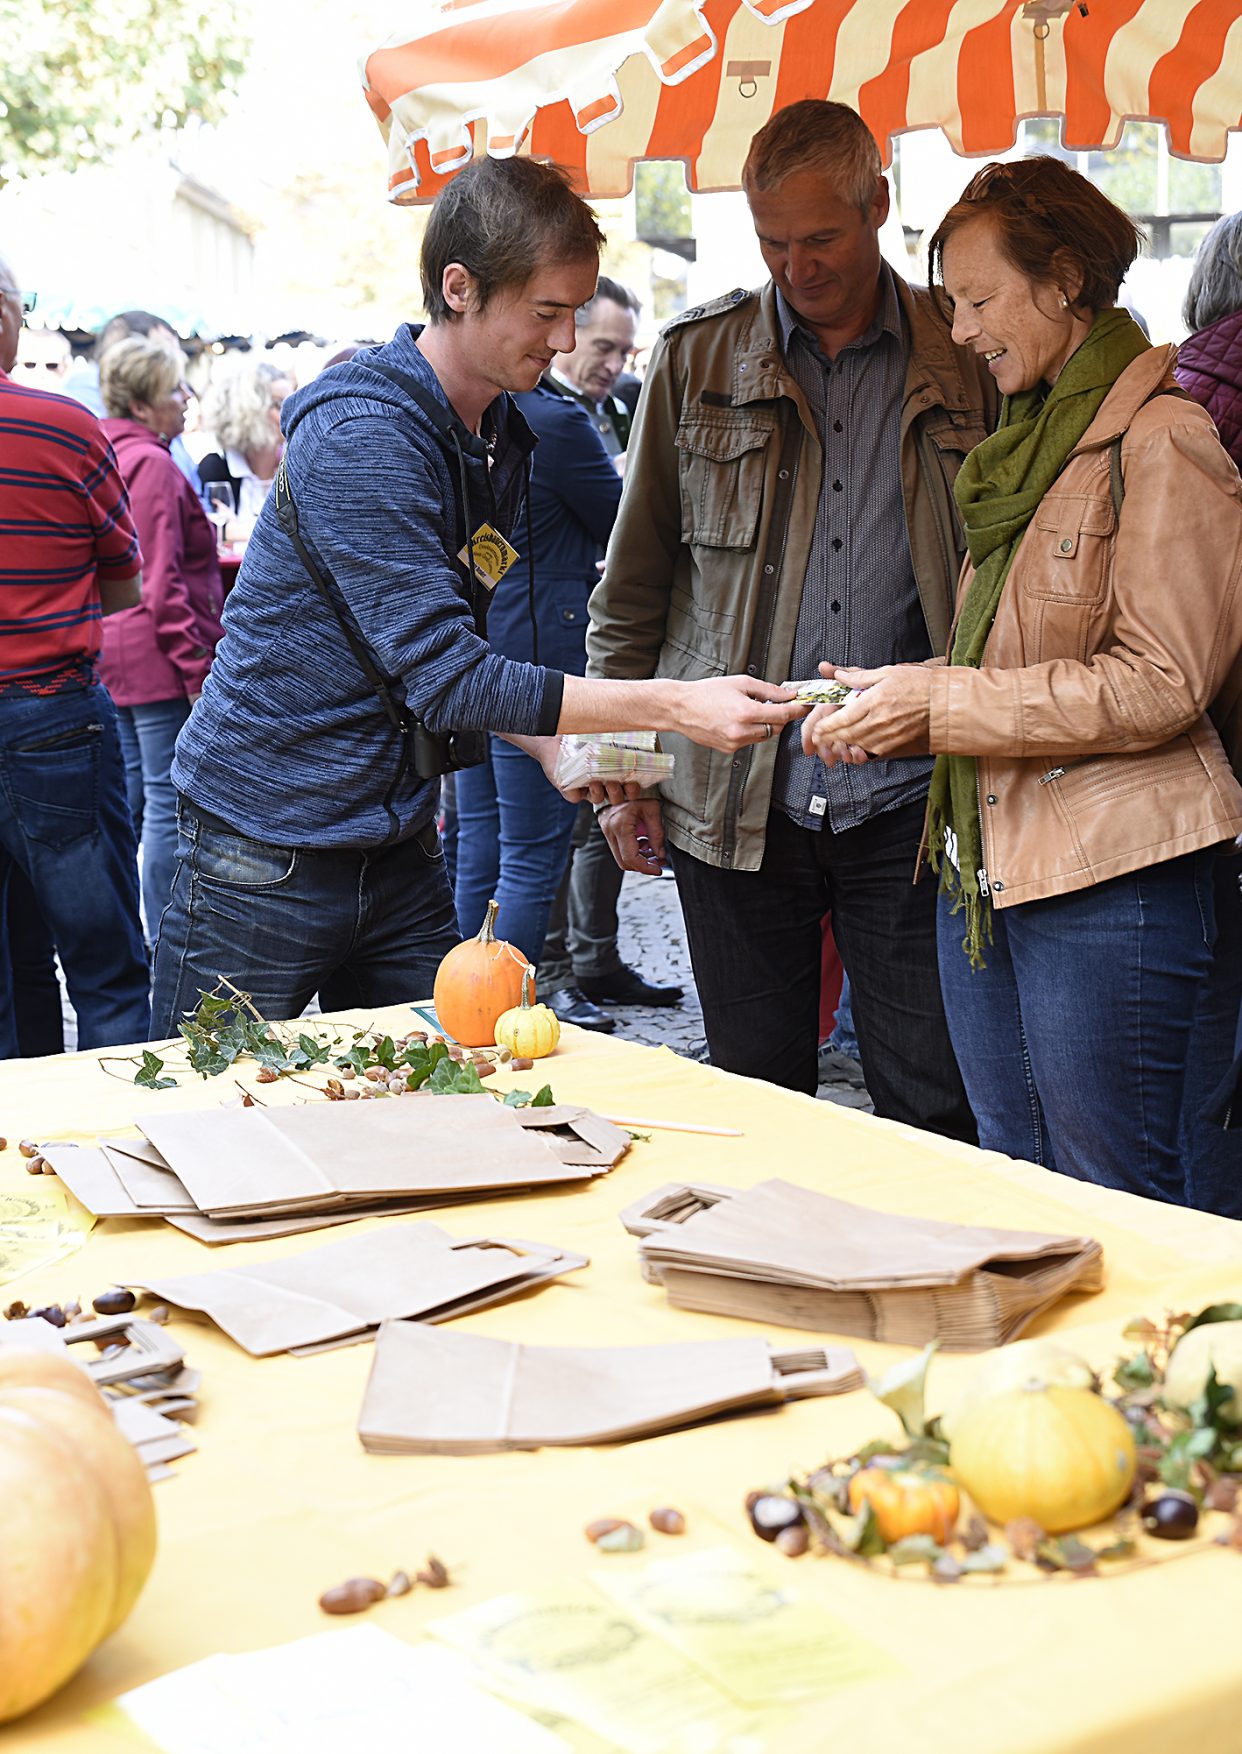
[[801, 662, 932, 767]]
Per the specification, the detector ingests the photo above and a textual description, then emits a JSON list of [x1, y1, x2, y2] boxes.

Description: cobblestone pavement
[[610, 869, 873, 1113]]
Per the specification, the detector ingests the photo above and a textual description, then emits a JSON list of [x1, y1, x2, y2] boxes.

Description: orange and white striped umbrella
[[363, 0, 1242, 203]]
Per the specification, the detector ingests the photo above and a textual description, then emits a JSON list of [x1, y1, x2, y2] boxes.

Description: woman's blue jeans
[[116, 696, 192, 942], [937, 849, 1216, 1205], [453, 735, 578, 969]]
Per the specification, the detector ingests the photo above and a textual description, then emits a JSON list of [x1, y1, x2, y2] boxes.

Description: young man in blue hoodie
[[152, 158, 804, 1033]]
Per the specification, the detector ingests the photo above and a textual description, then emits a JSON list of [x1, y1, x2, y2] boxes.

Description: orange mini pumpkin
[[433, 899, 529, 1047], [847, 1465, 960, 1544]]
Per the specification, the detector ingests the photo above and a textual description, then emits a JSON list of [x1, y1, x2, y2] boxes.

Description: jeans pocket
[[193, 821, 299, 889], [9, 719, 104, 849], [411, 819, 445, 864]]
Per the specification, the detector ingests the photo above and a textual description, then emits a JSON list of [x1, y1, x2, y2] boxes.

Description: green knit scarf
[[927, 308, 1151, 967]]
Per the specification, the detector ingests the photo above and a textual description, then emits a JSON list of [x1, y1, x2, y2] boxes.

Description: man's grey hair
[[742, 99, 883, 215], [1184, 212, 1242, 334], [576, 276, 641, 328]]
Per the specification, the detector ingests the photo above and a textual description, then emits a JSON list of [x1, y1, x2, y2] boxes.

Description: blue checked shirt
[[770, 268, 935, 833]]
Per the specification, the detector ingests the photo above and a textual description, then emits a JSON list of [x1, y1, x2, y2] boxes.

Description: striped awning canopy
[[362, 0, 1242, 202]]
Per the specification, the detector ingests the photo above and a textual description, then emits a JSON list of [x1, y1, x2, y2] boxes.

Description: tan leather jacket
[[586, 277, 998, 871], [928, 345, 1242, 909]]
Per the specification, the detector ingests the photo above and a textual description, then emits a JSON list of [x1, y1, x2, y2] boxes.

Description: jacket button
[[763, 563, 775, 575], [732, 758, 742, 770], [777, 468, 790, 480], [746, 664, 758, 676], [986, 794, 997, 805], [993, 881, 1005, 892], [1059, 538, 1073, 553]]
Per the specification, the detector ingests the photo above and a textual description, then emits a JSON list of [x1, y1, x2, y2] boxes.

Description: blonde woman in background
[[99, 336, 224, 940], [196, 357, 295, 542]]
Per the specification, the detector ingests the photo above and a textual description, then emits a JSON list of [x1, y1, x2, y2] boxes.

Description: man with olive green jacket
[[587, 100, 996, 1127]]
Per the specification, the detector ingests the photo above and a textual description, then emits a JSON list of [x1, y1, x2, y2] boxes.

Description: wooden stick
[[602, 1115, 743, 1137]]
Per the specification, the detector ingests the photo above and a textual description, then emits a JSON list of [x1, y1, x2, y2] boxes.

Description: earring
[[1059, 293, 1069, 309]]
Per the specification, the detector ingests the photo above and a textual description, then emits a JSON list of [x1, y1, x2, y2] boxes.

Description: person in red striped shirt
[[0, 253, 151, 1055]]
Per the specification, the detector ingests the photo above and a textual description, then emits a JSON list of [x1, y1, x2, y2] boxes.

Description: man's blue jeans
[[936, 849, 1216, 1204], [0, 682, 149, 1055], [453, 735, 578, 969], [151, 803, 458, 1036], [116, 696, 193, 942]]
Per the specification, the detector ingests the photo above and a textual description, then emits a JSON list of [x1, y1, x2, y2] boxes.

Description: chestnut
[[1141, 1489, 1199, 1540]]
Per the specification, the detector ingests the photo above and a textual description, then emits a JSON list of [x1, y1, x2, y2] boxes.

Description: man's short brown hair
[[421, 157, 605, 323], [927, 157, 1143, 313], [742, 100, 883, 213]]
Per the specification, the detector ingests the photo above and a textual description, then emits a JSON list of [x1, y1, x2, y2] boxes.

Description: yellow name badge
[[458, 522, 519, 592]]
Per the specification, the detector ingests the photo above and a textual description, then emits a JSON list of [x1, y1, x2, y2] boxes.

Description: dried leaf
[[416, 1555, 451, 1587], [931, 1552, 963, 1584], [1206, 1478, 1240, 1514], [958, 1514, 991, 1553], [865, 1342, 939, 1440], [1035, 1534, 1097, 1575], [886, 1534, 943, 1567]]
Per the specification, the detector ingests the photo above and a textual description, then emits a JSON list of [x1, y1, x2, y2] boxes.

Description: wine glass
[[204, 481, 237, 551]]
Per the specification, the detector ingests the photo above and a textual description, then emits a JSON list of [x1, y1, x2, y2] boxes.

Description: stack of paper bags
[[620, 1179, 1105, 1350], [553, 731, 674, 788], [357, 1322, 862, 1452], [128, 1222, 587, 1356], [41, 1098, 629, 1242]]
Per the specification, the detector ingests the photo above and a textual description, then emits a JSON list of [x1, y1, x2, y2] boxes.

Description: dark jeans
[[670, 802, 974, 1141], [453, 735, 578, 968], [937, 849, 1216, 1204], [116, 695, 193, 941], [2, 856, 64, 1055], [0, 682, 149, 1056], [151, 803, 458, 1036], [541, 804, 626, 987], [1179, 848, 1242, 1218]]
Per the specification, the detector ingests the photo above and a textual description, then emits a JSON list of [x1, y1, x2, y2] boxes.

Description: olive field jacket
[[585, 277, 998, 870]]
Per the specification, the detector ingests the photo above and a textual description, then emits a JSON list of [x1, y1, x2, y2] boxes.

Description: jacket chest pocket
[[675, 416, 773, 551], [1024, 493, 1115, 606]]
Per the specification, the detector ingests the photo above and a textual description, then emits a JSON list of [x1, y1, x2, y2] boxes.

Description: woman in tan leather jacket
[[801, 157, 1242, 1206]]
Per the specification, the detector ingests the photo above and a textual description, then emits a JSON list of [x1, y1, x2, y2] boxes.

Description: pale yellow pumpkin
[[939, 1338, 1095, 1440], [0, 1351, 157, 1722], [495, 965, 561, 1059], [1163, 1320, 1242, 1426], [949, 1384, 1135, 1533]]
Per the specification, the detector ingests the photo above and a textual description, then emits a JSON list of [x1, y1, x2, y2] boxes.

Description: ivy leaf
[[428, 1057, 485, 1095], [840, 1500, 886, 1557], [1182, 1303, 1242, 1336], [373, 1035, 399, 1070], [886, 1534, 943, 1567], [530, 1084, 555, 1107], [958, 1543, 1007, 1575], [1158, 1425, 1218, 1488], [134, 1050, 178, 1091], [865, 1341, 939, 1440], [1115, 1351, 1157, 1391], [335, 1045, 372, 1076], [503, 1089, 534, 1108], [1036, 1534, 1097, 1575]]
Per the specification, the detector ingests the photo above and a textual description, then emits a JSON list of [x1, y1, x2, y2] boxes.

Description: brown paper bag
[[357, 1322, 862, 1453]]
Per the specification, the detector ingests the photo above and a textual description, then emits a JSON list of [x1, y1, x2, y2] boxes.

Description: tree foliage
[[0, 1, 250, 184]]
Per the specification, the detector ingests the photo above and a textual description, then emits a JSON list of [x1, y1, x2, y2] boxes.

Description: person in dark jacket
[[452, 376, 622, 974], [149, 159, 806, 1033], [99, 337, 225, 939], [1175, 210, 1242, 1218]]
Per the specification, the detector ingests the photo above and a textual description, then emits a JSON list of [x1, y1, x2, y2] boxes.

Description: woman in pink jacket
[[100, 337, 224, 941]]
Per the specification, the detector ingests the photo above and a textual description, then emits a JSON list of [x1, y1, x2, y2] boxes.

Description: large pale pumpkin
[[0, 1351, 156, 1722], [939, 1338, 1095, 1440], [433, 899, 529, 1047], [949, 1384, 1135, 1533], [1163, 1320, 1242, 1426]]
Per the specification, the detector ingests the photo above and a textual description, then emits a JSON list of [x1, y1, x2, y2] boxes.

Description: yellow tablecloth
[[6, 1012, 1242, 1753]]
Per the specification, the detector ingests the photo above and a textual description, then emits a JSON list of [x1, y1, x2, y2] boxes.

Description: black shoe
[[577, 965, 684, 1008], [544, 987, 617, 1032]]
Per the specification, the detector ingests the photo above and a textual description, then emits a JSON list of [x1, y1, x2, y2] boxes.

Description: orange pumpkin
[[0, 1350, 157, 1722], [433, 899, 529, 1047], [847, 1466, 960, 1544]]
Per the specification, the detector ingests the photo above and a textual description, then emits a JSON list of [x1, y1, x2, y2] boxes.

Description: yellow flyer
[[593, 1546, 902, 1709]]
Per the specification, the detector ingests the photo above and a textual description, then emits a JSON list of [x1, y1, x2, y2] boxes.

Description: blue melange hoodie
[[171, 325, 563, 848]]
